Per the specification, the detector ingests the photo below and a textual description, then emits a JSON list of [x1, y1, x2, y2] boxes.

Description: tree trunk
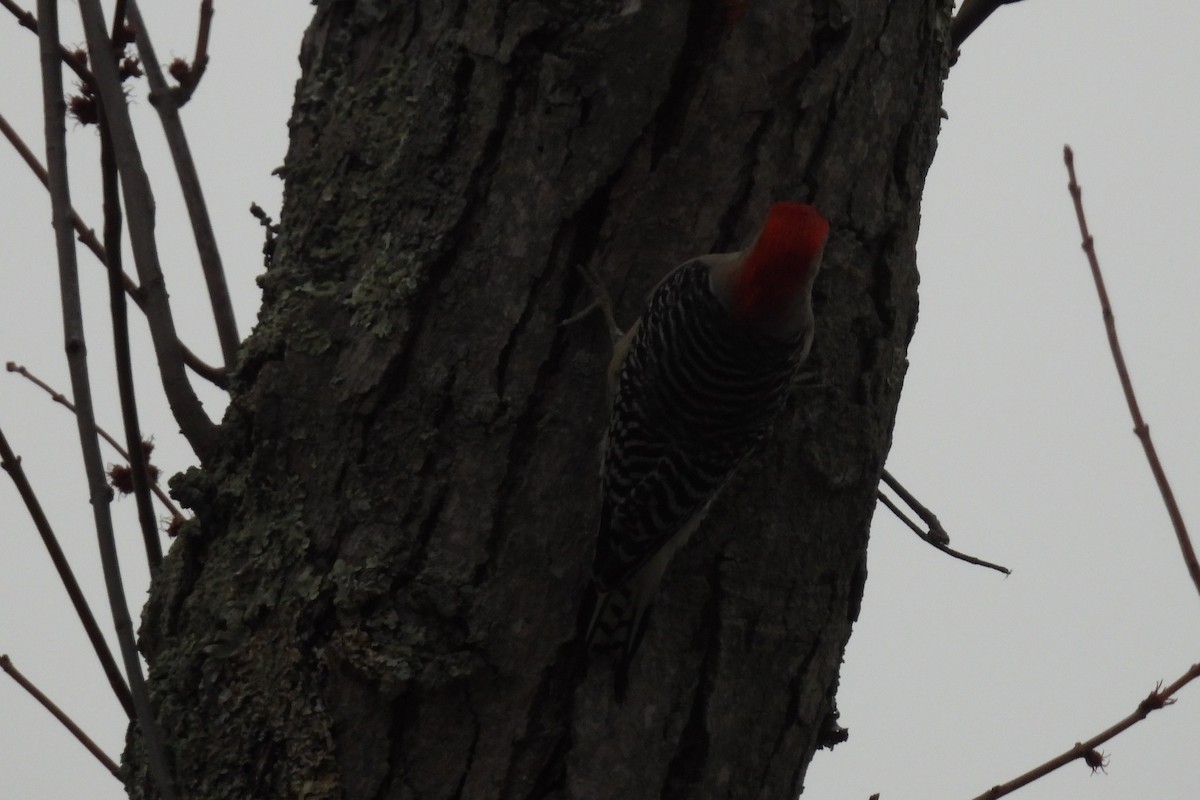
[[136, 1, 949, 797]]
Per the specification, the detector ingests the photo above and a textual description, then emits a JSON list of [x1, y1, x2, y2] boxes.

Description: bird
[[578, 201, 830, 695]]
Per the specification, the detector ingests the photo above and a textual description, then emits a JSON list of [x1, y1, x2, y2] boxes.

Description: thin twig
[[128, 0, 240, 371], [0, 427, 135, 718], [951, 0, 1028, 49], [880, 469, 951, 545], [1, 109, 112, 269], [39, 2, 176, 796], [0, 654, 123, 780], [877, 491, 1010, 575], [177, 0, 212, 103], [7, 362, 185, 523], [971, 662, 1200, 799], [78, 0, 219, 464], [100, 106, 162, 569], [109, 0, 125, 39], [0, 110, 229, 387], [1063, 145, 1200, 599], [0, 0, 94, 85]]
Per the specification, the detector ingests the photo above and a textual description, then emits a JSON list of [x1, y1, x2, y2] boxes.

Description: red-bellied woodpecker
[[581, 202, 830, 695]]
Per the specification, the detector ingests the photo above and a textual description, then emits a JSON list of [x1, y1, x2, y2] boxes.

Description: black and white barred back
[[591, 256, 810, 601]]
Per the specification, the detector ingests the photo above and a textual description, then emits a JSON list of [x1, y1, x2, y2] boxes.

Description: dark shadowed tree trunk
[[134, 1, 949, 797]]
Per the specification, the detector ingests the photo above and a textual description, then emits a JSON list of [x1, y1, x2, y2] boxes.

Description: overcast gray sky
[[1, 2, 1196, 798]]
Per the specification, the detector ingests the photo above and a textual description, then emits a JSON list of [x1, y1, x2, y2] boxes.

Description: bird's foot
[[561, 263, 624, 345]]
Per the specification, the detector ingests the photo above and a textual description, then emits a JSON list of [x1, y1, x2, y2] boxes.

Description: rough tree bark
[[134, 1, 950, 798]]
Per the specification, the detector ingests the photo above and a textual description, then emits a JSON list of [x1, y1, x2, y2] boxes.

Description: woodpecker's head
[[727, 202, 829, 336]]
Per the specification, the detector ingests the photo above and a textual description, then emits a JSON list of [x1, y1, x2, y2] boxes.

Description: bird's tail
[[578, 578, 654, 699]]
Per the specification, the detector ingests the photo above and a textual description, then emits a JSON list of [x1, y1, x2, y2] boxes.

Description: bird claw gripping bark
[[561, 263, 625, 345]]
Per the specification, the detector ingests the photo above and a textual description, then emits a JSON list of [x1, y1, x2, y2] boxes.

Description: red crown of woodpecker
[[732, 202, 829, 324]]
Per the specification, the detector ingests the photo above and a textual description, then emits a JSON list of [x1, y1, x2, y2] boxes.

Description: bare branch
[[0, 110, 229, 387], [971, 663, 1200, 799], [39, 1, 176, 795], [128, 0, 240, 370], [182, 341, 227, 386], [0, 427, 135, 718], [78, 0, 219, 463], [1, 110, 113, 269], [0, 654, 123, 780], [99, 106, 163, 569], [171, 0, 212, 103], [951, 0, 1028, 50], [193, 0, 212, 77], [876, 490, 1010, 575], [1063, 145, 1200, 599], [0, 0, 94, 85], [880, 469, 951, 545], [109, 0, 126, 38], [7, 362, 185, 523]]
